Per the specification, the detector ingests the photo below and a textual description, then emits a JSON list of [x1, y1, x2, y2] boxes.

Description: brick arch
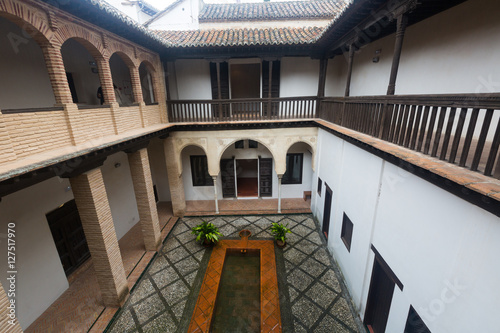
[[53, 23, 106, 59], [110, 51, 136, 69], [137, 53, 158, 71], [108, 41, 138, 67], [0, 0, 52, 45]]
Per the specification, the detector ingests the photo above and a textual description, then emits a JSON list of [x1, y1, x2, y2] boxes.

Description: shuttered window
[[190, 155, 212, 186]]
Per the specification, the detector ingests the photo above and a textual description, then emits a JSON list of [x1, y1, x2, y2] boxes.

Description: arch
[[61, 38, 103, 105], [176, 142, 209, 176], [54, 23, 106, 59], [137, 52, 158, 70], [0, 0, 52, 45], [108, 41, 138, 67], [109, 52, 136, 106], [284, 139, 316, 172], [217, 137, 278, 173], [110, 51, 136, 68], [139, 60, 159, 105]]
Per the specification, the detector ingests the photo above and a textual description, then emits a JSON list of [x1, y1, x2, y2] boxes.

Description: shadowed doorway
[[236, 159, 258, 197]]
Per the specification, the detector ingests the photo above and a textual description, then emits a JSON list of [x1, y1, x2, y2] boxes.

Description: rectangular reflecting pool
[[211, 249, 261, 332], [188, 239, 281, 333]]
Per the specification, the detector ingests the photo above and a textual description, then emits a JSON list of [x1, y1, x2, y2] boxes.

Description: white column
[[213, 176, 219, 214], [277, 175, 283, 213]]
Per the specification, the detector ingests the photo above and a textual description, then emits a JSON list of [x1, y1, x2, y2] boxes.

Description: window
[[190, 155, 212, 186], [235, 140, 244, 149], [404, 306, 431, 333], [341, 213, 353, 252], [249, 140, 258, 148], [317, 178, 322, 196], [282, 153, 303, 184]]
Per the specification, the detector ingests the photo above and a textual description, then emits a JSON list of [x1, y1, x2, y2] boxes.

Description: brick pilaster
[[163, 138, 186, 216], [41, 44, 73, 105], [127, 148, 161, 251], [69, 168, 129, 307], [0, 282, 23, 332]]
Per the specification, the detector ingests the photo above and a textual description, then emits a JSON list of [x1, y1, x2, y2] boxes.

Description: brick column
[[0, 282, 23, 332], [127, 148, 162, 251], [41, 43, 73, 105], [163, 138, 186, 216], [41, 44, 84, 145], [69, 168, 129, 307], [96, 58, 116, 105], [129, 66, 144, 104]]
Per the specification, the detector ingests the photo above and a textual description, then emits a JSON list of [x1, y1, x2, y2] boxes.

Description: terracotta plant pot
[[276, 240, 286, 248]]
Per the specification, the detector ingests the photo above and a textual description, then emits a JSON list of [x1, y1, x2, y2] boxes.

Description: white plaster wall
[[0, 177, 72, 329], [280, 57, 320, 97], [397, 0, 500, 95], [101, 152, 140, 240], [173, 59, 212, 100], [0, 18, 55, 109], [147, 0, 200, 31], [373, 162, 500, 333], [148, 139, 172, 202], [330, 0, 500, 96], [61, 39, 101, 106], [311, 128, 500, 332], [324, 55, 348, 97]]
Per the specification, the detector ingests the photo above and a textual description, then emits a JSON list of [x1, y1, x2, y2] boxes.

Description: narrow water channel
[[211, 249, 261, 333]]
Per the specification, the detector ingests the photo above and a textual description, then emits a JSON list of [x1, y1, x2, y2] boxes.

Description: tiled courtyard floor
[[107, 214, 365, 332]]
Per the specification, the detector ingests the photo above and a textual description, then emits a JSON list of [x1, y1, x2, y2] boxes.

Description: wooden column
[[344, 44, 355, 97], [69, 168, 129, 307], [317, 58, 328, 98], [127, 147, 162, 251], [387, 14, 408, 95]]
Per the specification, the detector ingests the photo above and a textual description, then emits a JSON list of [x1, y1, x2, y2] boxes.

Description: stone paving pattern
[[107, 214, 365, 332]]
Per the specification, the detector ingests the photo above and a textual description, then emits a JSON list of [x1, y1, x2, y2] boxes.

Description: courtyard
[[106, 214, 364, 332]]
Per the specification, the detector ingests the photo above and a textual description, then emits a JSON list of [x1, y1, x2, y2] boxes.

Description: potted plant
[[191, 221, 222, 246], [270, 222, 291, 248]]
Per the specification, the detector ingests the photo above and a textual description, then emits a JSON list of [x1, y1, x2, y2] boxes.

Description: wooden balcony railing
[[318, 94, 500, 178], [167, 96, 318, 123]]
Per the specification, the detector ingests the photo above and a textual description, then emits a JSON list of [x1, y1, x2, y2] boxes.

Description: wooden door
[[364, 259, 396, 333], [46, 200, 90, 276], [259, 158, 272, 197], [221, 158, 236, 198], [322, 184, 332, 238]]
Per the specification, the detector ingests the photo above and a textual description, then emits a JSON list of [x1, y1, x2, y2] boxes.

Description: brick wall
[[75, 108, 116, 142], [143, 105, 162, 127], [115, 105, 142, 134], [2, 111, 72, 160]]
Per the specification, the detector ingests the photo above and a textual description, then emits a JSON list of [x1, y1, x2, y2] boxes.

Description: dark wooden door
[[221, 158, 236, 198], [322, 184, 332, 238], [259, 158, 272, 197], [46, 200, 90, 276], [364, 259, 396, 333]]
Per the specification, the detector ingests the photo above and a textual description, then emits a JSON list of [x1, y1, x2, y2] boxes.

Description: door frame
[[322, 184, 333, 238], [364, 245, 404, 333]]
